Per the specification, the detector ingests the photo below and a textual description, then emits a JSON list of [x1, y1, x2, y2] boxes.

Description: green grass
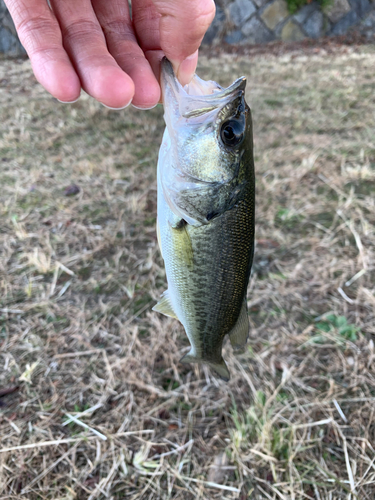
[[286, 0, 333, 15]]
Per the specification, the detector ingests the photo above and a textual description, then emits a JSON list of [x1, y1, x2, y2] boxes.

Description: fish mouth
[[161, 57, 246, 119]]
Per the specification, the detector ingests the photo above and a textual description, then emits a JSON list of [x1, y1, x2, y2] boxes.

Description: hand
[[4, 0, 215, 108]]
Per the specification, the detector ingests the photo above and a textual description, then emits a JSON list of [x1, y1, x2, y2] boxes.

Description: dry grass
[[0, 44, 375, 499]]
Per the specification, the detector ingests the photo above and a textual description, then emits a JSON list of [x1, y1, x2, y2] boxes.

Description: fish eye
[[220, 119, 244, 148]]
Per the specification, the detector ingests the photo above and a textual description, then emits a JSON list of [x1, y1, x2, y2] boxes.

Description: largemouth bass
[[153, 58, 255, 381]]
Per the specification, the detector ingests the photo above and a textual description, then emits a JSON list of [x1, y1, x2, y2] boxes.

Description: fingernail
[[100, 99, 132, 110], [58, 95, 80, 104], [173, 50, 199, 86], [131, 103, 159, 110]]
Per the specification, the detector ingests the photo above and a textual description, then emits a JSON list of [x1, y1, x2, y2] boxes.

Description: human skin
[[4, 0, 215, 109]]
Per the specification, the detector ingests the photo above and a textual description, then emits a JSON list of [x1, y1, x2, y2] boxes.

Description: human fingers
[[92, 0, 160, 109], [4, 0, 80, 102], [151, 0, 215, 84], [50, 0, 135, 108], [130, 0, 163, 95]]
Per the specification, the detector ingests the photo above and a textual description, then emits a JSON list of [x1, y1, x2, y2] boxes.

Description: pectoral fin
[[228, 299, 249, 351], [170, 219, 194, 268], [152, 290, 178, 319], [180, 351, 230, 381]]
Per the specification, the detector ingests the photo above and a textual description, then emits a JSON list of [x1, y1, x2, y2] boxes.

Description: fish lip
[[161, 57, 180, 98], [161, 57, 246, 115]]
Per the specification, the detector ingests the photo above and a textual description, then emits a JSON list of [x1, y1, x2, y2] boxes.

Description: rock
[[202, 5, 226, 45], [229, 0, 257, 27], [0, 0, 26, 56], [281, 19, 305, 41], [225, 29, 245, 44], [293, 3, 318, 24], [325, 0, 351, 23], [303, 9, 324, 38], [331, 9, 359, 35], [0, 26, 11, 53], [242, 15, 275, 43], [361, 18, 375, 38], [261, 0, 289, 30], [362, 9, 375, 29], [253, 0, 269, 7], [353, 0, 371, 17], [0, 26, 25, 56]]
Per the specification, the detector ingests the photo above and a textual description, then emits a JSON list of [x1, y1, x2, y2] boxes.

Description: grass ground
[[0, 44, 375, 499]]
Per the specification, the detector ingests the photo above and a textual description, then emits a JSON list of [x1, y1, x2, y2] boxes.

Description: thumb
[[152, 0, 215, 84]]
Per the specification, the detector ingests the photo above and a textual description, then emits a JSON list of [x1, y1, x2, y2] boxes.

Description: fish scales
[[153, 58, 255, 380]]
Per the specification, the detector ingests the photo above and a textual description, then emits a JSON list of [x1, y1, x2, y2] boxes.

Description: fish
[[153, 58, 255, 381]]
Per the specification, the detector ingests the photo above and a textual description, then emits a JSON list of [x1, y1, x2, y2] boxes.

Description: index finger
[[5, 0, 81, 102]]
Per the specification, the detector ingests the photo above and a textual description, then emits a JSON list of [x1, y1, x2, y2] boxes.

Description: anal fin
[[208, 360, 230, 381], [228, 299, 249, 352], [180, 350, 230, 382], [152, 290, 178, 319]]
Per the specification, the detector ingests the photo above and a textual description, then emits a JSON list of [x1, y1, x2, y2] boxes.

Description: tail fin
[[180, 351, 230, 382]]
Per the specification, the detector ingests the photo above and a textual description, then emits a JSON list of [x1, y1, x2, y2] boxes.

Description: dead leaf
[[0, 386, 20, 398], [207, 452, 229, 484], [64, 184, 80, 196]]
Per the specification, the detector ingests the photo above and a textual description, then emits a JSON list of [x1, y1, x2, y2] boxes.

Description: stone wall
[[203, 0, 375, 44], [0, 1, 25, 56], [0, 0, 375, 57]]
